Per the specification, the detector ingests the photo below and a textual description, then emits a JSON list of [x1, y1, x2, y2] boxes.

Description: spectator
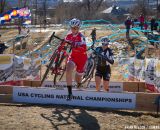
[[144, 21, 148, 35], [18, 25, 21, 34], [150, 17, 156, 31], [139, 14, 145, 30], [0, 34, 8, 54], [124, 16, 132, 39], [154, 22, 158, 31]]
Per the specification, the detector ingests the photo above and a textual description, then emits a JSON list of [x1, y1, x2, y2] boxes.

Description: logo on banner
[[18, 7, 30, 17], [42, 81, 123, 92]]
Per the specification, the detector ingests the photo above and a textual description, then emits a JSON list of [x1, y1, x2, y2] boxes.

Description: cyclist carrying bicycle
[[64, 18, 88, 100], [95, 37, 114, 92]]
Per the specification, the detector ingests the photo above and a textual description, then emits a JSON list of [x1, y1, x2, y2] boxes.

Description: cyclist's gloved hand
[[71, 42, 80, 48]]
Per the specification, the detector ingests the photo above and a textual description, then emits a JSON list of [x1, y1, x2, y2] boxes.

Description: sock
[[67, 85, 72, 95]]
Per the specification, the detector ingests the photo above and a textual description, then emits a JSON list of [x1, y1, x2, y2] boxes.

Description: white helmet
[[69, 18, 81, 28], [101, 37, 110, 45]]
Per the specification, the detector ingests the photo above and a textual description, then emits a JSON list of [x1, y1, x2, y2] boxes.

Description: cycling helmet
[[69, 18, 81, 28], [101, 37, 110, 45]]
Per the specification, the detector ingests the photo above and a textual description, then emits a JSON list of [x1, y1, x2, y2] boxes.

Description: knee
[[66, 63, 74, 73]]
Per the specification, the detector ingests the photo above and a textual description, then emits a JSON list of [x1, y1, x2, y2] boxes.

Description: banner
[[119, 57, 135, 79], [145, 58, 156, 91], [0, 7, 31, 24], [18, 7, 31, 18], [29, 58, 41, 80], [134, 59, 145, 80], [42, 81, 123, 93], [0, 54, 41, 84], [0, 10, 11, 24], [0, 54, 14, 82], [14, 56, 41, 80], [118, 57, 160, 92], [155, 59, 160, 92], [13, 87, 136, 109], [10, 8, 19, 18], [14, 56, 31, 80]]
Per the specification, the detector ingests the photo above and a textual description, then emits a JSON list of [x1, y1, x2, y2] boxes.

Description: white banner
[[145, 58, 155, 85], [0, 54, 14, 82], [155, 59, 160, 77], [42, 81, 123, 93], [0, 54, 41, 84], [134, 59, 145, 80], [13, 87, 136, 109]]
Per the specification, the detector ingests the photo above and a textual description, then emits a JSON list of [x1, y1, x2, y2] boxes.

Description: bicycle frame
[[49, 42, 69, 75]]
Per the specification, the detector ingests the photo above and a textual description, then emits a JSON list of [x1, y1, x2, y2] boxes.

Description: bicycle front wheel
[[41, 50, 57, 86]]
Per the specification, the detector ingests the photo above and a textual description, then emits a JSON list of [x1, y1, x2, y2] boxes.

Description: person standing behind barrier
[[124, 16, 132, 39], [95, 38, 114, 92], [144, 21, 148, 35], [65, 18, 88, 100], [150, 17, 156, 31], [154, 21, 158, 31], [139, 14, 145, 30], [0, 34, 8, 54], [90, 28, 96, 43], [18, 25, 21, 35]]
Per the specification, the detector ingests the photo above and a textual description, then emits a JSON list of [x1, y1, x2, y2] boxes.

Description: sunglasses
[[102, 43, 109, 46]]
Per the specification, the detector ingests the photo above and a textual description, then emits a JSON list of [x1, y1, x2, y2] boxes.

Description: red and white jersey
[[65, 32, 87, 74], [65, 32, 87, 57]]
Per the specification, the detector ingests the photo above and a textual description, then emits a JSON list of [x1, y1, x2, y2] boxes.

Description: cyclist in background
[[124, 16, 132, 39], [95, 37, 114, 92], [90, 28, 96, 43], [65, 18, 88, 100]]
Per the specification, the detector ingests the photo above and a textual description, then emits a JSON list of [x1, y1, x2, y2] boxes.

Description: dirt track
[[0, 103, 159, 130]]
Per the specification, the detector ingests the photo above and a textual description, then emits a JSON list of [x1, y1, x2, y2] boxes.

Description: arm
[[95, 48, 114, 65], [102, 54, 114, 65]]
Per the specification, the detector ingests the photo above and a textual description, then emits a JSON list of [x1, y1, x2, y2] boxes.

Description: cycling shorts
[[67, 54, 87, 75], [95, 65, 111, 81]]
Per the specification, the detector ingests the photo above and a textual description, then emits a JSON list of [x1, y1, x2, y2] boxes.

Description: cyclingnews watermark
[[124, 125, 160, 129]]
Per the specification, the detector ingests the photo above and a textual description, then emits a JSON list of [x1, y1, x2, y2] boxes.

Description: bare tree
[[130, 0, 151, 18], [54, 0, 105, 23], [0, 0, 6, 14]]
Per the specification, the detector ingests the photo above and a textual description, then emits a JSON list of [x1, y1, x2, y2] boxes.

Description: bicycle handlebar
[[51, 32, 72, 45]]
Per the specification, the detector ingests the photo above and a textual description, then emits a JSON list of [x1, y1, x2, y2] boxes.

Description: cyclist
[[64, 18, 88, 100], [95, 37, 114, 92]]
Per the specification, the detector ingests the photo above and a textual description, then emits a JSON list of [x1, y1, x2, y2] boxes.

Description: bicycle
[[41, 32, 72, 86]]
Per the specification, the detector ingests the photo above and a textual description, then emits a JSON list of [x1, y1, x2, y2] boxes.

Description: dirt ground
[[0, 103, 159, 130]]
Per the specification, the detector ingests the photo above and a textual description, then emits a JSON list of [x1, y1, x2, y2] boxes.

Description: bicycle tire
[[81, 58, 95, 85], [41, 50, 57, 86], [53, 53, 66, 85]]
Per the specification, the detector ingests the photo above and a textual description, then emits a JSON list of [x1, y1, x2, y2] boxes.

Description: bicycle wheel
[[81, 58, 95, 85], [53, 53, 66, 85], [41, 50, 58, 86]]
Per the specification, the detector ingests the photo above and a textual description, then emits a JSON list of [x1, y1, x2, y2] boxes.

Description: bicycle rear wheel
[[81, 58, 95, 86], [53, 53, 66, 85]]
